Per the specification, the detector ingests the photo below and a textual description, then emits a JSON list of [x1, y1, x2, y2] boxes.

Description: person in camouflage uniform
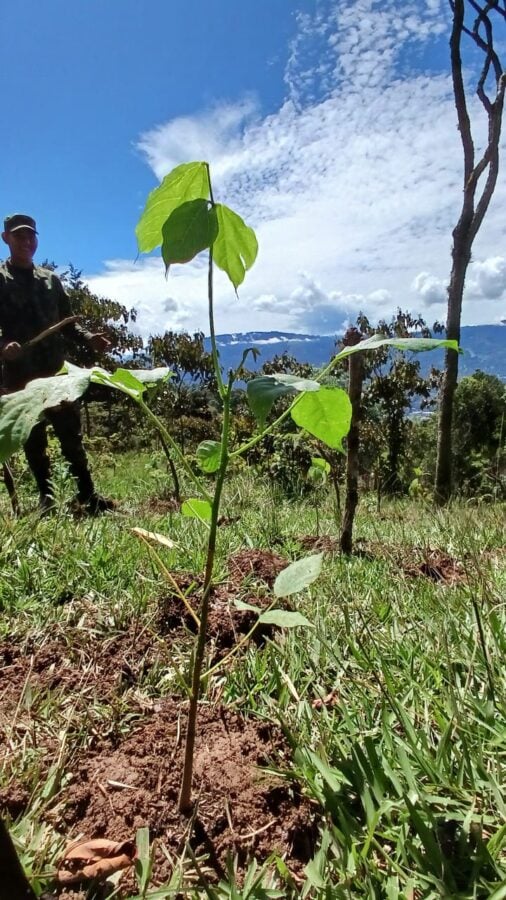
[[0, 214, 114, 513]]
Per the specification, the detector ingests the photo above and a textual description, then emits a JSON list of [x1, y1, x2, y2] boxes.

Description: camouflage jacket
[[0, 260, 92, 391]]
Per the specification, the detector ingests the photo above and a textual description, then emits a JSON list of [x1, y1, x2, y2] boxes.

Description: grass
[[1, 448, 505, 897]]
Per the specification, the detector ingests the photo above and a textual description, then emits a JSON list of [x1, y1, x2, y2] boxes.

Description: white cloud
[[467, 257, 506, 300], [412, 271, 447, 306], [87, 0, 506, 337]]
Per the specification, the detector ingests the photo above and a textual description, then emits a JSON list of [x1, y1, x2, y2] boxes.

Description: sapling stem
[[178, 317, 233, 813], [207, 246, 225, 401]]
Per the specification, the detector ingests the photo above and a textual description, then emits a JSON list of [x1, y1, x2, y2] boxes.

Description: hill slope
[[208, 325, 506, 379]]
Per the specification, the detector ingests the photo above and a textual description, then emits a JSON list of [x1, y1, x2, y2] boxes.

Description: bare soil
[[297, 535, 340, 553], [0, 550, 317, 895], [355, 539, 468, 586], [46, 700, 316, 895], [158, 549, 290, 656], [403, 548, 466, 585]]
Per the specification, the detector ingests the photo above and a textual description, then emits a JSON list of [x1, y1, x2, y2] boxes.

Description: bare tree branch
[[435, 0, 505, 502]]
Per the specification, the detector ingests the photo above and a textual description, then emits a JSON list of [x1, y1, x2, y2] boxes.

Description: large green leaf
[[291, 386, 352, 451], [247, 374, 320, 429], [211, 203, 258, 291], [91, 368, 145, 400], [273, 553, 323, 598], [196, 440, 222, 474], [90, 366, 172, 400], [0, 369, 91, 464], [0, 364, 171, 463], [161, 199, 217, 269], [135, 162, 209, 254], [335, 334, 460, 362]]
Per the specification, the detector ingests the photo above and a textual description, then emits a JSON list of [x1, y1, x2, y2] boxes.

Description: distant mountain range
[[207, 325, 506, 380]]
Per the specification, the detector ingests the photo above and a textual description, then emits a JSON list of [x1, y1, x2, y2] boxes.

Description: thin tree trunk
[[0, 818, 36, 899], [341, 329, 364, 555], [435, 0, 505, 503], [435, 240, 470, 502]]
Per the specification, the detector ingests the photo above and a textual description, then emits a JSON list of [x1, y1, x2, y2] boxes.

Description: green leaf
[[136, 162, 209, 253], [304, 856, 327, 890], [311, 457, 331, 474], [335, 333, 460, 362], [135, 827, 152, 895], [233, 598, 262, 613], [196, 440, 222, 473], [162, 199, 218, 269], [247, 374, 320, 429], [0, 364, 172, 464], [128, 367, 173, 385], [211, 203, 258, 291], [0, 368, 92, 464], [307, 457, 329, 483], [274, 553, 323, 598], [258, 609, 313, 628], [292, 386, 352, 451], [181, 498, 212, 523], [91, 367, 172, 400], [91, 368, 146, 400]]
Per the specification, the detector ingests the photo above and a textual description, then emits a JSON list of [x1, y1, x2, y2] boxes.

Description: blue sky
[[1, 0, 505, 337]]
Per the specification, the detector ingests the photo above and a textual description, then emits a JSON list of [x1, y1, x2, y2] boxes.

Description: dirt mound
[[48, 700, 316, 894], [403, 548, 466, 585], [228, 549, 288, 588], [0, 627, 174, 800], [158, 550, 290, 655], [297, 535, 340, 553], [355, 540, 467, 586]]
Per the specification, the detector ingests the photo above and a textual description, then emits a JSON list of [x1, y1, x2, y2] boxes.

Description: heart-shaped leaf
[[247, 374, 320, 429], [181, 498, 212, 523], [274, 554, 323, 598], [211, 203, 258, 291], [91, 368, 146, 400], [0, 364, 172, 463], [334, 333, 460, 363], [258, 609, 313, 628], [196, 440, 222, 474], [136, 162, 209, 253], [162, 199, 218, 269], [0, 368, 92, 464], [291, 386, 352, 451]]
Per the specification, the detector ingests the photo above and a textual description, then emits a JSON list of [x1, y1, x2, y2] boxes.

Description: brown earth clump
[[47, 700, 316, 895]]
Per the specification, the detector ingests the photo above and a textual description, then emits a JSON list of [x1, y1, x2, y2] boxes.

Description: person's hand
[[1, 341, 22, 361], [88, 332, 111, 353]]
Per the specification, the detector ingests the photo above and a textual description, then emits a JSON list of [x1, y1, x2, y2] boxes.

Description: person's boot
[[38, 492, 56, 515], [32, 470, 55, 516], [75, 469, 115, 515], [85, 494, 117, 515]]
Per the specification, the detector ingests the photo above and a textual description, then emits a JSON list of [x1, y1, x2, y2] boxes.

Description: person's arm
[[52, 274, 111, 354], [0, 276, 21, 360]]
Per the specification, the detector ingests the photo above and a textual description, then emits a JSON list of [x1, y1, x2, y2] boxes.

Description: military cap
[[3, 214, 38, 234]]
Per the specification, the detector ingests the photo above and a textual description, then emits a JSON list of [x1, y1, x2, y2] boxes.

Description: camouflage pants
[[24, 401, 95, 501]]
